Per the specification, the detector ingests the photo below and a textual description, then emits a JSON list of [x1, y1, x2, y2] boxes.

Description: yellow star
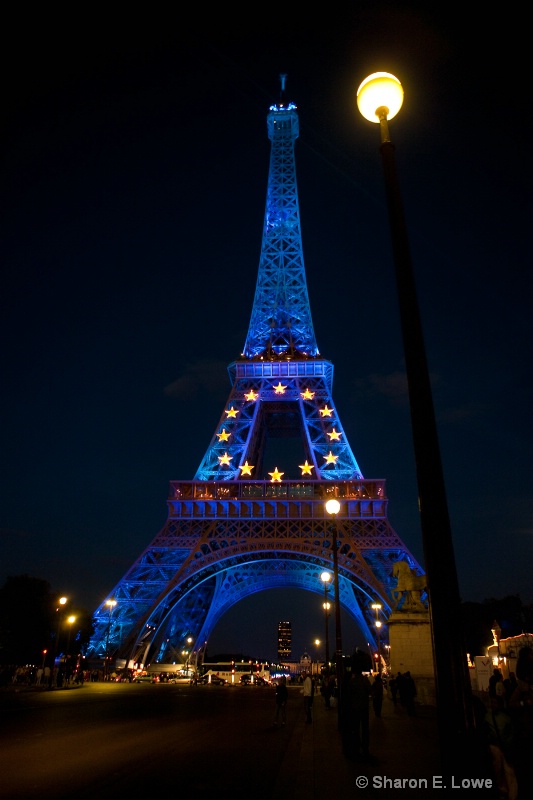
[[239, 461, 254, 476], [299, 460, 314, 475], [218, 452, 233, 466], [327, 429, 342, 441], [268, 467, 284, 482], [324, 451, 339, 464], [225, 407, 239, 418], [216, 429, 231, 442], [273, 382, 287, 394], [301, 388, 315, 400], [244, 389, 259, 401], [320, 405, 333, 417]]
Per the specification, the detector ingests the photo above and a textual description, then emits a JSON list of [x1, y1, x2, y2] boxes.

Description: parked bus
[[200, 661, 271, 685]]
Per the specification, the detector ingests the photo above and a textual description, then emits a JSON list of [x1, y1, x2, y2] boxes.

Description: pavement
[[4, 679, 482, 798], [272, 689, 443, 799], [4, 687, 500, 800]]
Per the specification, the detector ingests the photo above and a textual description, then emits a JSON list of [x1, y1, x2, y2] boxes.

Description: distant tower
[[86, 78, 426, 669], [278, 621, 292, 661]]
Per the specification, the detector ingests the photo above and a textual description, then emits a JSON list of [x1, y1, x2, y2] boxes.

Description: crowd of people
[[1, 662, 103, 687], [268, 643, 532, 800], [480, 646, 533, 800]]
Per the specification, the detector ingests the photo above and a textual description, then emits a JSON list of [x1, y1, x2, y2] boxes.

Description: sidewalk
[[273, 692, 441, 798]]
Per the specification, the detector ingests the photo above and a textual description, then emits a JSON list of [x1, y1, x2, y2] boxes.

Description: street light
[[357, 72, 476, 770], [66, 615, 76, 657], [185, 636, 193, 676], [104, 599, 117, 680], [325, 498, 343, 727], [320, 571, 331, 670], [314, 638, 320, 676], [371, 602, 382, 673], [53, 596, 68, 669]]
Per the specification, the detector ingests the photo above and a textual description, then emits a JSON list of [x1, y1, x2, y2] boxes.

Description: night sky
[[1, 6, 531, 662]]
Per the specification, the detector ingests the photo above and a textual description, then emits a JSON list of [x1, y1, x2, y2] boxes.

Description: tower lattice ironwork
[[86, 78, 426, 670]]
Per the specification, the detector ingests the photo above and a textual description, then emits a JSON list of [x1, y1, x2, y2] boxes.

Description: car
[[113, 668, 134, 682], [155, 671, 179, 683], [198, 674, 226, 685], [253, 675, 271, 686], [134, 673, 156, 683], [239, 674, 269, 686]]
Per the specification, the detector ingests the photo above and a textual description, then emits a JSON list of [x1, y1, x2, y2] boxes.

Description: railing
[[169, 479, 386, 503]]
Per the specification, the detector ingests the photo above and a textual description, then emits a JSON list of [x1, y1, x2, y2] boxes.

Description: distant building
[[487, 632, 533, 679], [278, 621, 292, 661]]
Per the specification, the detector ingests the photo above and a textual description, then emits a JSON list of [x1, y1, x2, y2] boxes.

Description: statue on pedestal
[[391, 560, 427, 611]]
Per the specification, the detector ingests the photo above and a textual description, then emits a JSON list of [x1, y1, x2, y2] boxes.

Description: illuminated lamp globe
[[357, 72, 404, 122], [325, 499, 340, 515]]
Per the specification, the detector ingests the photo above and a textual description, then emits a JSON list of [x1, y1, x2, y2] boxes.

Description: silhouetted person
[[388, 675, 398, 703], [371, 674, 384, 718], [274, 676, 288, 726], [489, 668, 503, 700], [489, 668, 506, 709], [343, 658, 372, 760], [484, 697, 518, 800], [302, 671, 313, 724], [515, 645, 533, 685], [508, 646, 533, 800], [504, 672, 518, 707], [401, 671, 417, 716]]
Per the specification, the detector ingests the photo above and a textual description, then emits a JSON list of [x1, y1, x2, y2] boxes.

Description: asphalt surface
[[274, 689, 445, 799], [2, 680, 499, 799]]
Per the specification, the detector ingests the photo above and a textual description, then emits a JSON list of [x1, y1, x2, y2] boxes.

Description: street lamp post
[[325, 498, 343, 727], [52, 596, 68, 672], [185, 636, 193, 676], [320, 571, 331, 670], [104, 599, 117, 680], [371, 602, 382, 673], [314, 638, 320, 676], [356, 72, 476, 771], [66, 615, 76, 652]]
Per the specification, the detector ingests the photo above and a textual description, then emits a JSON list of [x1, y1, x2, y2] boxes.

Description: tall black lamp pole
[[356, 73, 476, 773], [320, 571, 331, 669], [325, 499, 343, 729]]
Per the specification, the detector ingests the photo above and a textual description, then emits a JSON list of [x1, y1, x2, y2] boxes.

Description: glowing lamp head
[[357, 72, 404, 122], [325, 499, 340, 516], [320, 571, 332, 584]]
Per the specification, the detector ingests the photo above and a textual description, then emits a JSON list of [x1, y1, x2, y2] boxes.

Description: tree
[[0, 574, 95, 667], [461, 595, 533, 658], [0, 575, 54, 665]]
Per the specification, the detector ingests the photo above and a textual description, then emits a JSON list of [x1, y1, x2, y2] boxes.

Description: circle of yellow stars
[[214, 386, 343, 481]]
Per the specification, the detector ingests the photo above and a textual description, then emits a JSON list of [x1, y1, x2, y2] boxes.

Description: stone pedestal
[[388, 609, 436, 705]]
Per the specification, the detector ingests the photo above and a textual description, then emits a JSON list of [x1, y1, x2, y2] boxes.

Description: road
[[0, 682, 302, 799]]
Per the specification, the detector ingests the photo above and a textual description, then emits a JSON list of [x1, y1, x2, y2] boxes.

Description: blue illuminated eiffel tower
[[87, 77, 425, 669]]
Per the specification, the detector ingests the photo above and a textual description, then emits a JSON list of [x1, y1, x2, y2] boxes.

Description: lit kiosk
[[357, 73, 477, 774]]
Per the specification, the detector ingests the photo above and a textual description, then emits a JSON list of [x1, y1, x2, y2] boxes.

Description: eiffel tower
[[86, 77, 425, 669]]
